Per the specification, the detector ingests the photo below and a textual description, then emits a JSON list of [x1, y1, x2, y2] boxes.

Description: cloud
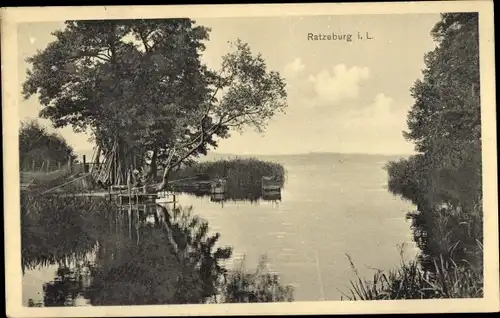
[[344, 93, 406, 129], [307, 64, 370, 104], [367, 93, 394, 116], [283, 58, 305, 79]]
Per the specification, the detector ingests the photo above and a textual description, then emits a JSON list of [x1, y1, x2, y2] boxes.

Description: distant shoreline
[[197, 151, 414, 160], [74, 149, 414, 162]]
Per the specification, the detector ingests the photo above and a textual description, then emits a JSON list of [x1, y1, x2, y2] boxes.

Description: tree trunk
[[159, 165, 171, 191], [95, 145, 101, 165], [149, 148, 158, 180]]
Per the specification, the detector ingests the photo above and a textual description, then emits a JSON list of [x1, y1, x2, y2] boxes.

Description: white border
[[2, 1, 498, 316]]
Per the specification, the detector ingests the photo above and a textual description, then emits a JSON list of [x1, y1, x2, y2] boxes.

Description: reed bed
[[172, 157, 286, 189]]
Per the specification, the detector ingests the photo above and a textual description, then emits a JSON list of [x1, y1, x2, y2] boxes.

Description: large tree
[[22, 19, 287, 189], [386, 13, 482, 267]]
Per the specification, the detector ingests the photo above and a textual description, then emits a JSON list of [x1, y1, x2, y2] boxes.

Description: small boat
[[155, 191, 177, 204], [211, 179, 227, 195], [210, 193, 226, 202], [262, 191, 282, 201], [261, 176, 281, 191]]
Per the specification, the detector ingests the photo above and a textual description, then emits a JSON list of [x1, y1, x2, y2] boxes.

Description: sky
[[17, 14, 441, 158]]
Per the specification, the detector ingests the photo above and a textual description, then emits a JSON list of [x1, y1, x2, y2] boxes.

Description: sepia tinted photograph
[[2, 2, 498, 317]]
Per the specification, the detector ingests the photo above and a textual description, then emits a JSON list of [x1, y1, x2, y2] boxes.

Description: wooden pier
[[51, 190, 159, 204]]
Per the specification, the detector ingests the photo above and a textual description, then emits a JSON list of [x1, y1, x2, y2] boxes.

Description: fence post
[[32, 159, 35, 171]]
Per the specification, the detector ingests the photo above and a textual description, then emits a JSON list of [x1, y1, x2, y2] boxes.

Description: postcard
[[2, 1, 498, 317]]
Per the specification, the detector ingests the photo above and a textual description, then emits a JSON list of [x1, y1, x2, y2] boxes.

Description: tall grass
[[341, 244, 483, 300]]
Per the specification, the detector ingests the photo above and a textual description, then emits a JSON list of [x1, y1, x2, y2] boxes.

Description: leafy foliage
[[22, 19, 288, 186], [385, 12, 482, 290]]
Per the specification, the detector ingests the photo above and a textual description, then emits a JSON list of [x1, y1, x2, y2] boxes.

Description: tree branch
[[138, 30, 153, 53], [168, 120, 209, 170], [68, 50, 111, 63]]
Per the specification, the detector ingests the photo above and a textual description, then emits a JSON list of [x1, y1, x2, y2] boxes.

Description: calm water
[[22, 153, 418, 305]]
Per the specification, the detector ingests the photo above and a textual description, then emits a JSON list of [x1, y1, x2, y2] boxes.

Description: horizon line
[[206, 151, 415, 157], [74, 147, 415, 158]]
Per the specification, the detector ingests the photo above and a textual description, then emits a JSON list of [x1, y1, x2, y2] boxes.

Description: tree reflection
[[23, 194, 291, 306], [81, 204, 233, 305]]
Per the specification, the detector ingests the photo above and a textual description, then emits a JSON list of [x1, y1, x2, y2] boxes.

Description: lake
[[22, 152, 419, 305]]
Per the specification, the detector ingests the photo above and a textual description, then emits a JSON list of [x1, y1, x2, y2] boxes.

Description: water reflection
[[183, 184, 283, 205], [22, 196, 233, 306]]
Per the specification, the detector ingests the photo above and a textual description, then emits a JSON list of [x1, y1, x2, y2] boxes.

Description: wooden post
[[58, 161, 61, 170], [128, 206, 132, 240], [68, 158, 73, 174], [83, 155, 87, 173], [127, 168, 132, 210], [47, 159, 51, 172], [31, 160, 35, 171], [136, 192, 139, 213], [40, 161, 45, 172]]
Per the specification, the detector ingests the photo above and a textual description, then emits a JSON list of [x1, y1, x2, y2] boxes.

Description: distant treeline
[[19, 120, 77, 171]]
